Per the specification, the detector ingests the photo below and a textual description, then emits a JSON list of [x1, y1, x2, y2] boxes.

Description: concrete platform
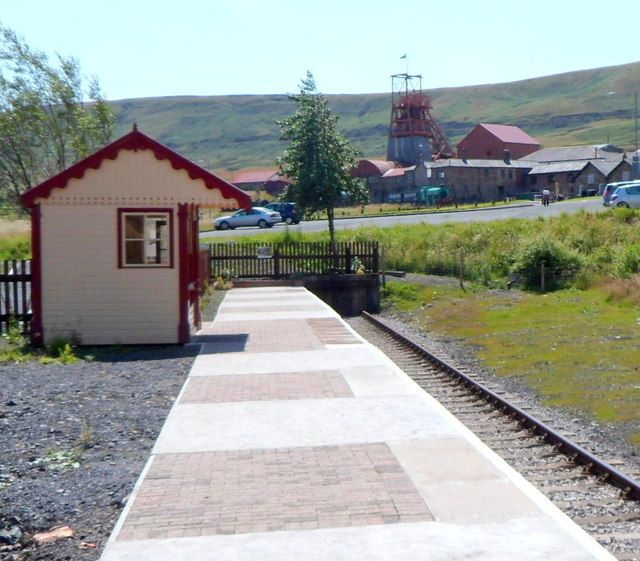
[[100, 287, 616, 561]]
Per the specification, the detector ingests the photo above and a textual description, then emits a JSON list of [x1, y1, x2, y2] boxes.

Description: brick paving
[[117, 443, 432, 540], [308, 318, 362, 345], [199, 319, 324, 352], [180, 371, 354, 403]]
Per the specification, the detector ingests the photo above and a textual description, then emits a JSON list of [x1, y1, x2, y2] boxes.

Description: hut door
[[178, 203, 201, 342]]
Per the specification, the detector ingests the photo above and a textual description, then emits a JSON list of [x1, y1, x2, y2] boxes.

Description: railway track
[[348, 312, 640, 561]]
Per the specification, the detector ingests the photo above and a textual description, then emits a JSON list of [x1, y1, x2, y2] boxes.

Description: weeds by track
[[348, 313, 640, 561]]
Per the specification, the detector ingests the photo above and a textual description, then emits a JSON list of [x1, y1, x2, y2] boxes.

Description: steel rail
[[362, 311, 640, 501]]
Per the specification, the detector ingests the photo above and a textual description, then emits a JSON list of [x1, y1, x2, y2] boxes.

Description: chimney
[[503, 149, 511, 164]]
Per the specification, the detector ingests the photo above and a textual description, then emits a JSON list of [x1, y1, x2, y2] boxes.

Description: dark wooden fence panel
[[206, 242, 379, 280], [0, 259, 32, 334]]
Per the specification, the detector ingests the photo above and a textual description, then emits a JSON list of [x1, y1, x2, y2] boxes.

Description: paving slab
[[101, 519, 611, 561], [100, 287, 617, 561], [189, 346, 387, 376], [152, 396, 460, 454]]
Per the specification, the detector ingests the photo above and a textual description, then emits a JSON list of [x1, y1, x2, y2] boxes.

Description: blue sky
[[2, 0, 639, 101]]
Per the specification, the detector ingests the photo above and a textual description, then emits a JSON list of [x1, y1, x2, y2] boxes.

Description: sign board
[[256, 246, 273, 259]]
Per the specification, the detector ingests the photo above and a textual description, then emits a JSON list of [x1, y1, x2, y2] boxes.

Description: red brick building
[[457, 123, 541, 160]]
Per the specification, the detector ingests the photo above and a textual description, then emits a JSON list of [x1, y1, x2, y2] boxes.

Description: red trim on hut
[[30, 204, 43, 347], [177, 203, 190, 343], [191, 204, 202, 331], [20, 128, 252, 210]]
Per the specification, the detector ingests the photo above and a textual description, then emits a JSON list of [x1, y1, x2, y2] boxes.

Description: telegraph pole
[[634, 92, 639, 179]]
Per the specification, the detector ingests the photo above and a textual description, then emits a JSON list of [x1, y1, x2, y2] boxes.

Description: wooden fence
[[206, 241, 379, 280], [0, 259, 32, 335], [198, 247, 211, 294]]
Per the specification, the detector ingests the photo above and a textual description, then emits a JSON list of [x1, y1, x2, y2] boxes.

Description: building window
[[500, 169, 506, 178], [119, 209, 173, 268], [438, 171, 445, 179], [587, 173, 596, 184], [508, 170, 513, 179], [622, 170, 630, 181]]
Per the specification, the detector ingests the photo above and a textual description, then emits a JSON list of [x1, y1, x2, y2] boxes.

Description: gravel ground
[[0, 346, 198, 560]]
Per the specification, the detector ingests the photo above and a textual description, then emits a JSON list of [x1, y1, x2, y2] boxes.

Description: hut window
[[119, 210, 172, 267]]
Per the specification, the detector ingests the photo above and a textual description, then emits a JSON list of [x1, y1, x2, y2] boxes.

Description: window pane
[[125, 240, 145, 264], [146, 215, 168, 241], [125, 215, 144, 239]]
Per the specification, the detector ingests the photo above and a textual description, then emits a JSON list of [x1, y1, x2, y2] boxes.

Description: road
[[200, 198, 606, 240]]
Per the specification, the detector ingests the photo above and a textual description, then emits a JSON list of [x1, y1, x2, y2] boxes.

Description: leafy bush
[[43, 337, 79, 364], [612, 243, 640, 278], [510, 237, 583, 291], [0, 233, 30, 259]]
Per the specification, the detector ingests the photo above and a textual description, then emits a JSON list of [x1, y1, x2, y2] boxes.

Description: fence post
[[273, 247, 280, 279], [459, 250, 465, 292], [540, 260, 546, 292], [372, 242, 379, 273], [345, 245, 352, 274]]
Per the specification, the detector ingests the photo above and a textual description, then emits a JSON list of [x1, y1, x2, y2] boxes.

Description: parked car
[[603, 180, 640, 206], [214, 207, 281, 230], [264, 202, 301, 224], [610, 184, 640, 208]]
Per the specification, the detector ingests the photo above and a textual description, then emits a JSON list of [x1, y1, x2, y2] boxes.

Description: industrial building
[[457, 123, 541, 160]]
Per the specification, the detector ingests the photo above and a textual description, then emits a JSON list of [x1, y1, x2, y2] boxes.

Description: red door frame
[[30, 204, 44, 346], [178, 203, 201, 343]]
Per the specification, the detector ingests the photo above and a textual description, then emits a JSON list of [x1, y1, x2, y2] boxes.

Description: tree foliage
[[0, 23, 115, 208], [277, 72, 367, 246]]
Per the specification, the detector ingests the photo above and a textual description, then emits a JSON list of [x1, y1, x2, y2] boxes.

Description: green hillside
[[112, 61, 640, 173]]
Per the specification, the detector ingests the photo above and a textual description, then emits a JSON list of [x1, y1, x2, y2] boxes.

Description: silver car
[[610, 184, 640, 208], [214, 207, 281, 230], [603, 180, 640, 206]]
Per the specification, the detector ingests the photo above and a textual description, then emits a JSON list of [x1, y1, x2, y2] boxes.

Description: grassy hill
[[112, 61, 640, 173]]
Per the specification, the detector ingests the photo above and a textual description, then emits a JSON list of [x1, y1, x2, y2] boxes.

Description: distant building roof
[[522, 145, 626, 163], [429, 158, 533, 169], [528, 161, 589, 175], [478, 123, 540, 145], [382, 166, 414, 178], [591, 159, 625, 176], [233, 170, 279, 184], [352, 159, 395, 177]]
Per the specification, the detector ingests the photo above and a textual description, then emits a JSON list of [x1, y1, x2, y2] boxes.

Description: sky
[[2, 0, 639, 101]]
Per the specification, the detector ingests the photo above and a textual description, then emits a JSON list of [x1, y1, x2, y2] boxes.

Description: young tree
[[0, 23, 115, 207], [277, 72, 367, 249]]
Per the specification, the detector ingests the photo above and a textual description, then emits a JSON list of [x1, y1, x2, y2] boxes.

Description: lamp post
[[634, 92, 640, 179]]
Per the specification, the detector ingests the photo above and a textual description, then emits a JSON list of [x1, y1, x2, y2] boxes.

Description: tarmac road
[[200, 197, 606, 240]]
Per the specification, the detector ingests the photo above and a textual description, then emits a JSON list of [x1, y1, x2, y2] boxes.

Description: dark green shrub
[[511, 237, 583, 291], [612, 243, 640, 278]]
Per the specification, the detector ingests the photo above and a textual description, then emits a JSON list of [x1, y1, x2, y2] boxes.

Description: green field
[[382, 280, 640, 447], [111, 61, 640, 172]]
